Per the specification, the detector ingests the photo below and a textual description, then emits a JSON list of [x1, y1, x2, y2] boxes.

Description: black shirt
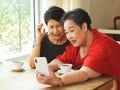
[[40, 34, 70, 63]]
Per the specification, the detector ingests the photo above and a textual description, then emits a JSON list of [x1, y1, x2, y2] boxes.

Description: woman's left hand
[[36, 67, 60, 86]]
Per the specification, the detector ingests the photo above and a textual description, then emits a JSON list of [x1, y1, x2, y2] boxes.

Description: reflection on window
[[0, 0, 34, 60]]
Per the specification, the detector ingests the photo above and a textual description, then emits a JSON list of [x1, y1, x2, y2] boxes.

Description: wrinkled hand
[[36, 23, 46, 42], [36, 66, 59, 86]]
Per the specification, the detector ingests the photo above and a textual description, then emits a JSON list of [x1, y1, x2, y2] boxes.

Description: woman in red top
[[36, 8, 120, 90]]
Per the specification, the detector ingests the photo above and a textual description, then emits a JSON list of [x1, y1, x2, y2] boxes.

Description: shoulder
[[41, 34, 50, 43], [92, 28, 117, 47], [42, 33, 49, 40], [90, 30, 120, 56]]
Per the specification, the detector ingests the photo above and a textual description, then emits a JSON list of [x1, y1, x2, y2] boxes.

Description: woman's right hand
[[36, 23, 46, 43], [36, 66, 60, 86]]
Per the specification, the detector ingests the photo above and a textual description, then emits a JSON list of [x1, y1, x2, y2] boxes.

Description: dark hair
[[44, 6, 65, 25], [61, 8, 92, 30]]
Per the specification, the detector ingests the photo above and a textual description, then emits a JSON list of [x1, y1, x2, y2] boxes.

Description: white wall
[[66, 0, 120, 29], [89, 0, 120, 29], [38, 0, 120, 29]]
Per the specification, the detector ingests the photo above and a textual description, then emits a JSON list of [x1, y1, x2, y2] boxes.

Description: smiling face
[[64, 20, 88, 47], [47, 19, 65, 40]]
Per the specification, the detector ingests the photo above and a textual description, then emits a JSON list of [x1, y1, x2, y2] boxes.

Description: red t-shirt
[[56, 29, 120, 90]]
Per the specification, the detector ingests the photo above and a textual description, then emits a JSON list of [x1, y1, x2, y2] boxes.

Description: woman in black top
[[28, 6, 69, 68]]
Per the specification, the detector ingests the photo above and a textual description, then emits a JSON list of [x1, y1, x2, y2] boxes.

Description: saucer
[[57, 70, 66, 75], [11, 68, 24, 72]]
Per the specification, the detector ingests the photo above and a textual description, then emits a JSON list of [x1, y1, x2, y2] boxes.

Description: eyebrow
[[68, 26, 73, 30], [64, 26, 73, 32]]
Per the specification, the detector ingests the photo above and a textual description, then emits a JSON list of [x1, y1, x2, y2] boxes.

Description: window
[[0, 0, 71, 60], [0, 0, 35, 60]]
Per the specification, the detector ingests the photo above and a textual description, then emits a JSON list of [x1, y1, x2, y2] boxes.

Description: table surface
[[0, 60, 116, 90]]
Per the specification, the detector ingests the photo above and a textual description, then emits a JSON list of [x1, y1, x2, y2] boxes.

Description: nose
[[53, 27, 59, 33]]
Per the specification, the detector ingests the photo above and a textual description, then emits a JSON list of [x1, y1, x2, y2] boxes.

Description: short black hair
[[61, 8, 92, 30], [44, 6, 65, 25]]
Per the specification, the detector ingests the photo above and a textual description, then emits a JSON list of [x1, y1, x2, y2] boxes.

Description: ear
[[81, 23, 87, 32]]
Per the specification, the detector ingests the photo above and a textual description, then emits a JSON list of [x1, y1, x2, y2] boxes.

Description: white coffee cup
[[58, 64, 72, 73], [10, 60, 24, 70]]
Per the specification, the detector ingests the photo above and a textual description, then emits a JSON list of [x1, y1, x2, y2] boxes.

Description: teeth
[[54, 34, 60, 36], [71, 40, 76, 44], [71, 40, 75, 42], [54, 33, 60, 35], [71, 41, 74, 43]]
